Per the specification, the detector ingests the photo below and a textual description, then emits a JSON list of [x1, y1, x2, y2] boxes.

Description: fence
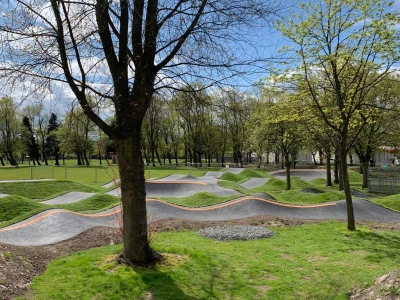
[[368, 165, 400, 194]]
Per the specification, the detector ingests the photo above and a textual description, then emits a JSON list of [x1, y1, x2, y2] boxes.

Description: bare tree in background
[[0, 0, 282, 265]]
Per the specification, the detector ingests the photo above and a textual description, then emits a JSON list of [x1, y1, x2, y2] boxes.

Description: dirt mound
[[349, 269, 400, 300]]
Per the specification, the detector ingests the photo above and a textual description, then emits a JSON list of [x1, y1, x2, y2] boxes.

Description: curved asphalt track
[[271, 169, 333, 181], [1, 196, 400, 246], [107, 180, 239, 198]]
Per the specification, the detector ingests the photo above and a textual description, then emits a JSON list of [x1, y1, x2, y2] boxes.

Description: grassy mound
[[0, 195, 46, 222], [267, 190, 345, 205], [161, 192, 237, 207], [372, 194, 400, 212], [28, 222, 400, 299], [219, 169, 268, 183], [58, 194, 120, 213], [0, 180, 103, 200]]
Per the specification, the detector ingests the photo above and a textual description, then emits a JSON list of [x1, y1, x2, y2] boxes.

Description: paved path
[[240, 178, 269, 189], [270, 169, 332, 182], [40, 192, 95, 205], [107, 180, 239, 198], [1, 197, 400, 246]]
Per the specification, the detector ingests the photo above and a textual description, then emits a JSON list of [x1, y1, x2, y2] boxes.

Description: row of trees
[[1, 0, 399, 264], [0, 97, 114, 166]]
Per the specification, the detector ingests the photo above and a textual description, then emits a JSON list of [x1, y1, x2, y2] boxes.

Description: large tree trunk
[[55, 152, 60, 166], [326, 148, 332, 186], [285, 152, 291, 190], [7, 152, 18, 166], [116, 129, 158, 264], [339, 140, 356, 231], [362, 160, 369, 189]]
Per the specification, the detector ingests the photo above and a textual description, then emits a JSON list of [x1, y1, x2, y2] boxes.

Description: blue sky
[[0, 0, 399, 116]]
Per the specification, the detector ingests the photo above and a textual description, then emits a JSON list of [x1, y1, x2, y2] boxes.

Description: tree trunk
[[77, 152, 82, 165], [116, 131, 158, 264], [150, 147, 156, 167], [55, 152, 60, 166], [334, 151, 339, 185], [339, 141, 356, 231], [362, 160, 369, 189], [99, 151, 102, 165], [7, 152, 18, 166], [285, 152, 291, 190], [326, 148, 332, 186], [155, 148, 162, 165], [83, 150, 90, 166], [0, 156, 5, 166]]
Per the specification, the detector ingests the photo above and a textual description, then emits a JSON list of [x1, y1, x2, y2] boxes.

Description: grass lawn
[[0, 164, 224, 185], [21, 221, 400, 300], [0, 180, 104, 199]]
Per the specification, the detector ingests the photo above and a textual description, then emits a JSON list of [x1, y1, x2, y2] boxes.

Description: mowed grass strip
[[0, 165, 119, 186], [24, 222, 400, 300], [0, 180, 103, 200]]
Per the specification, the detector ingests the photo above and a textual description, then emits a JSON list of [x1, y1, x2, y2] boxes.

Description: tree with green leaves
[[1, 0, 282, 265], [22, 115, 42, 166], [276, 0, 400, 230], [45, 113, 61, 165], [0, 97, 20, 166]]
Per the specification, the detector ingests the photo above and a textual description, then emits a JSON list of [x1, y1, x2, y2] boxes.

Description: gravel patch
[[198, 225, 275, 241]]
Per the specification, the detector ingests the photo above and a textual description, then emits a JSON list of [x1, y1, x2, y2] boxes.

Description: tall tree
[[0, 0, 282, 265], [0, 97, 20, 166], [22, 116, 42, 166], [45, 113, 61, 165], [276, 0, 400, 230]]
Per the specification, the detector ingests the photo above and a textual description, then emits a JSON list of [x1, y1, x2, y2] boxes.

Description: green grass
[[160, 192, 237, 207], [0, 193, 120, 228], [219, 168, 269, 183], [0, 195, 47, 222], [0, 165, 119, 186], [57, 194, 120, 213], [0, 180, 103, 200], [23, 222, 400, 300], [266, 190, 345, 205], [372, 194, 400, 212], [252, 177, 311, 193]]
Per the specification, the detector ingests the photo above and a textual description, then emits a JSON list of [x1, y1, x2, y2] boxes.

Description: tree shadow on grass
[[350, 230, 400, 262], [138, 254, 225, 300]]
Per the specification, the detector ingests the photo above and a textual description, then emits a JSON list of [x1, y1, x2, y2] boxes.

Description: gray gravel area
[[198, 225, 275, 241], [40, 192, 94, 205], [240, 178, 269, 189]]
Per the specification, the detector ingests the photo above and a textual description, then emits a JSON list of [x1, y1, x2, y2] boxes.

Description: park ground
[[1, 166, 400, 299]]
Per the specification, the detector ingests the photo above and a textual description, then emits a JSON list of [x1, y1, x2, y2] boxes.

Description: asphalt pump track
[[1, 196, 400, 246]]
